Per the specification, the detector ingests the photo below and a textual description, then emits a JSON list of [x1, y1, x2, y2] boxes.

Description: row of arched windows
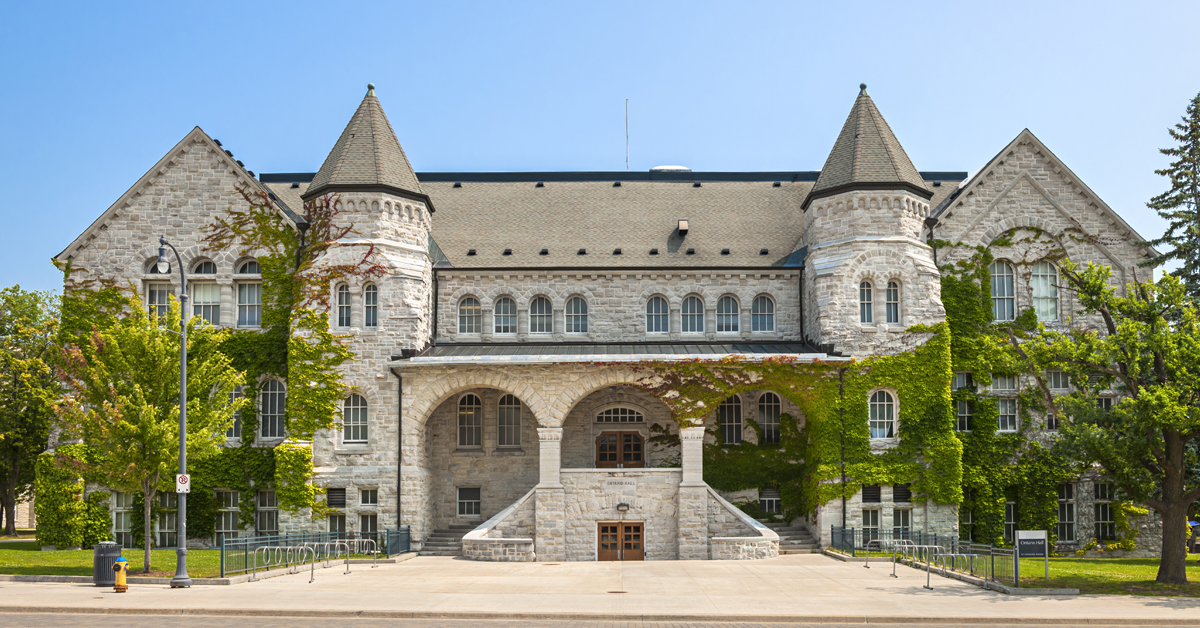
[[227, 383, 369, 445], [147, 259, 262, 328], [457, 394, 523, 447], [859, 281, 901, 325], [335, 284, 379, 329], [990, 260, 1059, 322], [715, 390, 896, 445], [457, 295, 777, 335]]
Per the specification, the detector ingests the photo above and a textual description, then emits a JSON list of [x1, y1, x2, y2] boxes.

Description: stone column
[[535, 427, 566, 561], [677, 425, 708, 559]]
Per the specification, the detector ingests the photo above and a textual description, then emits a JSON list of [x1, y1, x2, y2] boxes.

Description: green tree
[[1007, 263, 1200, 584], [1146, 92, 1200, 298], [0, 286, 58, 535], [55, 295, 242, 572]]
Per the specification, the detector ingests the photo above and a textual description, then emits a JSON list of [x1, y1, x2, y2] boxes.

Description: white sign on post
[[1016, 529, 1049, 582], [176, 474, 191, 494]]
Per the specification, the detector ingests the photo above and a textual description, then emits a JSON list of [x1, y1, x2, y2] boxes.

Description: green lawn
[[0, 541, 223, 578], [1018, 556, 1200, 596]]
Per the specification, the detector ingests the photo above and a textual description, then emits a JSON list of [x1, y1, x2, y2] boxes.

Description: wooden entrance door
[[598, 522, 644, 561], [596, 432, 644, 468]]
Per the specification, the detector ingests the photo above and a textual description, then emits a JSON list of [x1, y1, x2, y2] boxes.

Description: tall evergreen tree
[[1146, 92, 1200, 297]]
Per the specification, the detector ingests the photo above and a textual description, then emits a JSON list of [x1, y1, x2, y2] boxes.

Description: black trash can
[[93, 542, 122, 587]]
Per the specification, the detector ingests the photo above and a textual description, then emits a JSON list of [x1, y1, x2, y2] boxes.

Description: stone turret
[[800, 85, 944, 356]]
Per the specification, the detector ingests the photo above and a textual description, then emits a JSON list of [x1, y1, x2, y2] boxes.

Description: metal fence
[[219, 527, 410, 577], [830, 526, 1018, 588]]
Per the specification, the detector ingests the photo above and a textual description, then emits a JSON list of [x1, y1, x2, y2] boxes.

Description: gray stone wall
[[463, 538, 536, 561], [560, 469, 681, 560], [711, 537, 778, 560], [707, 492, 758, 537], [489, 492, 536, 539]]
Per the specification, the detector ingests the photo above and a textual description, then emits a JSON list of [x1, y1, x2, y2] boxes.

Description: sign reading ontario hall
[[1016, 530, 1047, 557]]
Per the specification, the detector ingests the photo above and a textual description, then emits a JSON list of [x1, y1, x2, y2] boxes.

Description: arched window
[[869, 390, 896, 439], [886, 281, 900, 324], [990, 261, 1015, 322], [596, 407, 644, 422], [646, 296, 669, 334], [859, 282, 873, 324], [494, 297, 517, 334], [192, 261, 217, 274], [681, 296, 704, 333], [458, 297, 481, 334], [719, 396, 742, 445], [529, 296, 552, 334], [363, 284, 378, 328], [458, 394, 482, 447], [716, 296, 739, 333], [565, 297, 588, 334], [336, 284, 351, 328], [497, 394, 521, 447], [1031, 261, 1058, 321], [237, 259, 261, 328], [237, 260, 261, 274], [752, 296, 775, 333], [259, 380, 286, 439], [758, 392, 781, 444], [343, 394, 368, 443]]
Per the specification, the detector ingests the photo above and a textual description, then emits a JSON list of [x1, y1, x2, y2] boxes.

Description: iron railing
[[830, 526, 1018, 588], [219, 527, 410, 577]]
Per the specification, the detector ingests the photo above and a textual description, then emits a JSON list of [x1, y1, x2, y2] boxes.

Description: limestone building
[[55, 83, 1157, 560]]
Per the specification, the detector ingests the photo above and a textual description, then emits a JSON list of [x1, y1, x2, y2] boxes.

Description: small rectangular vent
[[893, 484, 912, 503], [467, 249, 476, 256], [862, 485, 882, 503], [327, 488, 346, 508], [539, 248, 549, 255], [649, 248, 659, 255]]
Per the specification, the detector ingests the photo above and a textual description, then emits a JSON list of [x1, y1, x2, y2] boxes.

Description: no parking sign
[[176, 474, 190, 493]]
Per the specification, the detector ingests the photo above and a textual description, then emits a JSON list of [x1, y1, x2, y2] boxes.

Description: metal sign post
[[1016, 530, 1049, 585]]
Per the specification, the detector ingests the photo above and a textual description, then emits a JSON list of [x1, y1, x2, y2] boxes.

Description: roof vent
[[650, 165, 691, 172], [503, 248, 512, 256], [692, 181, 702, 188], [759, 248, 769, 255], [577, 248, 587, 255], [613, 248, 622, 255], [539, 248, 549, 255], [467, 249, 476, 256], [677, 220, 689, 236], [613, 181, 622, 187], [933, 181, 942, 187], [649, 248, 659, 255], [720, 248, 730, 255], [291, 182, 300, 189], [536, 182, 545, 188], [686, 248, 695, 255], [773, 181, 781, 187], [453, 182, 462, 188]]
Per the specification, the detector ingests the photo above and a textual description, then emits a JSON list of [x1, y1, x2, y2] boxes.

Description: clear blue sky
[[3, 0, 1196, 292]]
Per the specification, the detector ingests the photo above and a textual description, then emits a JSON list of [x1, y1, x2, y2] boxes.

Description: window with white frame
[[893, 508, 912, 538], [1097, 396, 1115, 411], [716, 296, 739, 333], [457, 487, 481, 517], [1004, 501, 1016, 544], [565, 297, 588, 333], [156, 493, 178, 548], [238, 260, 261, 274], [869, 390, 895, 438], [955, 399, 973, 432], [646, 296, 669, 333], [457, 394, 482, 448], [328, 513, 346, 535], [336, 284, 351, 328], [997, 398, 1018, 432], [1031, 261, 1059, 321], [148, 283, 173, 318], [681, 296, 704, 333], [112, 491, 134, 547], [192, 283, 220, 325], [952, 372, 974, 391], [256, 490, 278, 536], [719, 395, 742, 445], [759, 392, 781, 444], [597, 407, 643, 422], [361, 489, 378, 506], [193, 261, 217, 275], [497, 394, 521, 447], [493, 297, 517, 334], [227, 386, 243, 439], [862, 508, 880, 542], [1046, 370, 1069, 391], [360, 513, 378, 535], [992, 374, 1017, 391], [343, 394, 368, 443], [364, 284, 378, 328], [961, 507, 974, 542], [529, 296, 552, 334], [215, 490, 239, 541], [751, 296, 775, 332], [991, 260, 1016, 322], [886, 281, 900, 324], [259, 380, 286, 439], [1095, 482, 1116, 540], [237, 283, 261, 328], [759, 487, 781, 513], [1057, 483, 1076, 542], [859, 281, 873, 324], [458, 297, 481, 334]]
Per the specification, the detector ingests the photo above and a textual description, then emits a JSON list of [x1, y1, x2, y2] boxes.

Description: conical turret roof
[[802, 84, 931, 209], [303, 84, 425, 201]]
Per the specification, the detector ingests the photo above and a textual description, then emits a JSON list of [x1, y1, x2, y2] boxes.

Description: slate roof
[[304, 85, 424, 200], [387, 341, 850, 365], [804, 85, 931, 208]]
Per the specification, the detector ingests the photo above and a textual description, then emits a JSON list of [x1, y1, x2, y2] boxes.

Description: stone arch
[[551, 366, 655, 427], [404, 369, 552, 429]]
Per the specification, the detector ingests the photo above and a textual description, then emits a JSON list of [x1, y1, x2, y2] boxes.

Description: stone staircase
[[418, 523, 475, 556], [761, 521, 819, 554]]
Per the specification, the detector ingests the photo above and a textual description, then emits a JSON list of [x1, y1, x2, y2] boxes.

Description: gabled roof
[[802, 85, 931, 209], [303, 84, 425, 203]]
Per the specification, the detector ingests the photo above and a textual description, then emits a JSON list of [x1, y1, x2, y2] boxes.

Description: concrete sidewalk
[[1, 554, 1198, 624]]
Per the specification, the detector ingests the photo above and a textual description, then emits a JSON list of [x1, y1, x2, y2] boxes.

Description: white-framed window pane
[[215, 490, 240, 539], [681, 296, 704, 333], [328, 514, 346, 535], [719, 396, 742, 445], [646, 296, 669, 333], [758, 392, 781, 444], [997, 398, 1018, 432], [751, 296, 775, 332], [192, 283, 220, 325], [886, 281, 900, 324], [113, 491, 133, 547], [565, 297, 588, 334], [227, 386, 243, 438], [498, 394, 521, 447], [193, 260, 217, 274], [1057, 483, 1076, 542], [237, 283, 262, 328], [992, 374, 1016, 391], [364, 284, 378, 328], [991, 261, 1016, 321], [1032, 261, 1059, 321], [336, 284, 352, 328], [360, 513, 378, 534], [458, 394, 482, 447], [716, 296, 739, 333], [869, 391, 895, 438], [1047, 370, 1069, 391], [457, 487, 481, 517], [343, 394, 368, 443], [952, 372, 974, 391], [238, 260, 261, 274], [862, 508, 880, 542], [893, 508, 912, 536], [259, 380, 286, 439], [529, 297, 552, 334], [596, 407, 644, 422], [494, 297, 517, 334], [361, 489, 378, 506], [256, 490, 278, 536], [955, 399, 972, 432], [859, 282, 873, 324], [148, 283, 173, 318], [760, 487, 781, 514], [458, 298, 481, 334], [1004, 501, 1016, 544]]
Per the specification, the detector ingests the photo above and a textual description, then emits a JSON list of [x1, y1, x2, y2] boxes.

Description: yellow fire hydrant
[[113, 557, 128, 593]]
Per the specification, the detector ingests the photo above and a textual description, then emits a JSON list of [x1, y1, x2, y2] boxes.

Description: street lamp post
[[156, 236, 191, 589]]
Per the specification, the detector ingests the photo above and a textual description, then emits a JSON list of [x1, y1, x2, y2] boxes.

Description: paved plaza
[[1, 554, 1199, 624]]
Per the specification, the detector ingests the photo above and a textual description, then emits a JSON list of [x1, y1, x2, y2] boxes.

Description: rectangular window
[[862, 508, 880, 542], [955, 399, 973, 432], [1097, 396, 1114, 411], [326, 488, 347, 508], [457, 487, 481, 517], [215, 490, 240, 541], [192, 283, 220, 325], [498, 400, 521, 447], [952, 372, 974, 391], [893, 508, 912, 538], [886, 282, 899, 324], [156, 492, 178, 548], [1095, 482, 1115, 540], [1004, 501, 1016, 544], [113, 491, 134, 548], [892, 484, 912, 503], [237, 283, 262, 328], [364, 287, 378, 328], [227, 387, 243, 439], [1046, 370, 1069, 391], [1056, 483, 1076, 542], [997, 398, 1018, 432], [759, 488, 781, 514], [991, 374, 1016, 391], [148, 283, 173, 319], [960, 508, 974, 542], [859, 283, 873, 324], [861, 484, 882, 503], [360, 489, 378, 506], [360, 513, 378, 534], [328, 514, 346, 535], [256, 490, 278, 536]]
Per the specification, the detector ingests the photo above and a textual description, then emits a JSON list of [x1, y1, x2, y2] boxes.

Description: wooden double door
[[596, 431, 644, 468], [598, 521, 644, 561]]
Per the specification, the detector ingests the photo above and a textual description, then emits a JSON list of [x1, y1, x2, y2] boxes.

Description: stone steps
[[760, 522, 820, 554], [418, 524, 477, 557]]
